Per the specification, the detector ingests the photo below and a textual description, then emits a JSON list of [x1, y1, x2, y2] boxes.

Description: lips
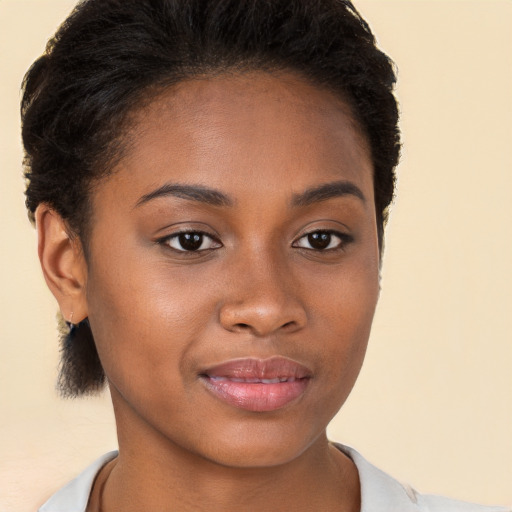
[[200, 357, 312, 412]]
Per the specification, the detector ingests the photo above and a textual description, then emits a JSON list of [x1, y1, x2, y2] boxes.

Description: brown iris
[[178, 233, 203, 251], [307, 232, 332, 250]]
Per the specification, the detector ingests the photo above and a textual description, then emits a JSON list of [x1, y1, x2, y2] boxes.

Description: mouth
[[199, 357, 312, 412]]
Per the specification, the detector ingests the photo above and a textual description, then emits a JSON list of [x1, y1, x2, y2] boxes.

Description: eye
[[162, 231, 222, 252], [293, 230, 352, 251]]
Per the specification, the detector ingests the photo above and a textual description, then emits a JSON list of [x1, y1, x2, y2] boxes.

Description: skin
[[37, 71, 380, 511]]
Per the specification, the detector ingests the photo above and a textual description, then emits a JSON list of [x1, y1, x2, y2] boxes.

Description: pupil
[[308, 232, 331, 249], [179, 233, 202, 251]]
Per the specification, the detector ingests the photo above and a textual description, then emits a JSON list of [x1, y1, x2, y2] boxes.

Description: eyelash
[[158, 229, 352, 253], [292, 230, 353, 252], [159, 230, 222, 253]]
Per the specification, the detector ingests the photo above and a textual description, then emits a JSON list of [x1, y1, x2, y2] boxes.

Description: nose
[[219, 254, 307, 337]]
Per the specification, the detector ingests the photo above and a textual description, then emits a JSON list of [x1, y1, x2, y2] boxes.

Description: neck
[[101, 388, 360, 512]]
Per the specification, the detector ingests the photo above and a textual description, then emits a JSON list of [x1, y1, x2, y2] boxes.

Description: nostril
[[219, 300, 307, 336], [232, 320, 298, 333]]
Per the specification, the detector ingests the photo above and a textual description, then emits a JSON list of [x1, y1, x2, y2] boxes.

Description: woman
[[18, 0, 510, 511]]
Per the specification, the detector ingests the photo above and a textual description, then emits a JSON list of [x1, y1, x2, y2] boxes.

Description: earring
[[60, 314, 93, 364], [65, 311, 75, 332], [57, 313, 101, 396], [64, 311, 90, 336]]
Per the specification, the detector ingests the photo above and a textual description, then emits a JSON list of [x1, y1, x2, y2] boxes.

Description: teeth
[[208, 376, 296, 383]]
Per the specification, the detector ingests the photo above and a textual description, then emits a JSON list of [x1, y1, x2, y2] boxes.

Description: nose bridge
[[219, 244, 306, 336]]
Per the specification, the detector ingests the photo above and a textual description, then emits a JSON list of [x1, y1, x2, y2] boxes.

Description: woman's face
[[84, 71, 380, 467]]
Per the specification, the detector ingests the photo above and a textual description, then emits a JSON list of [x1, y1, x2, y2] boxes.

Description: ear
[[35, 204, 88, 323]]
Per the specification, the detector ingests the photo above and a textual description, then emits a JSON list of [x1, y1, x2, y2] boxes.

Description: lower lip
[[201, 377, 310, 412]]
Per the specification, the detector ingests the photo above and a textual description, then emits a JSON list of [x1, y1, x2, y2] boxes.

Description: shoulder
[[335, 444, 511, 512], [38, 451, 118, 512], [38, 446, 510, 512], [414, 492, 511, 512]]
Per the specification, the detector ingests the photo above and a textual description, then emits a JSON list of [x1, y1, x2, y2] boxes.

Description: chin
[[185, 416, 324, 469]]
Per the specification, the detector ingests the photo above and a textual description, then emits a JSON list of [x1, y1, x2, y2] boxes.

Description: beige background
[[1, 1, 511, 510]]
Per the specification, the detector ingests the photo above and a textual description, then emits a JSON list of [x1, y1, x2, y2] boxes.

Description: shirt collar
[[334, 443, 420, 512], [38, 451, 118, 512]]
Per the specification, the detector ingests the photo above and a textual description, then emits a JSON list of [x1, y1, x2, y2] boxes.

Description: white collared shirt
[[38, 445, 511, 512]]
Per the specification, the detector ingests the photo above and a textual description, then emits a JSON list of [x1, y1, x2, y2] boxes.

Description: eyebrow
[[291, 180, 366, 207], [135, 183, 234, 208], [135, 179, 365, 209]]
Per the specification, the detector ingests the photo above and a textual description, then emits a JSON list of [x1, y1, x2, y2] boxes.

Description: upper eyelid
[[291, 219, 351, 239], [166, 229, 216, 238], [293, 228, 348, 242], [159, 228, 220, 241]]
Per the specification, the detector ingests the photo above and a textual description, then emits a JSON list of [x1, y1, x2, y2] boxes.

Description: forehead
[[103, 71, 374, 207]]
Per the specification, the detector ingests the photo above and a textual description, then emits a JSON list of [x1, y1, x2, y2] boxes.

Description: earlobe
[[35, 204, 88, 323]]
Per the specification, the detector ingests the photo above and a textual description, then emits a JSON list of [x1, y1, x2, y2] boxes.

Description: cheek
[[84, 246, 212, 396], [306, 253, 380, 397]]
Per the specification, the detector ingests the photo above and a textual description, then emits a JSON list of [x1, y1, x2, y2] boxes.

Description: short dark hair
[[22, 0, 400, 396]]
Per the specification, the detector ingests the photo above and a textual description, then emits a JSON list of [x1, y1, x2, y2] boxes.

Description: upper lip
[[201, 357, 312, 381]]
